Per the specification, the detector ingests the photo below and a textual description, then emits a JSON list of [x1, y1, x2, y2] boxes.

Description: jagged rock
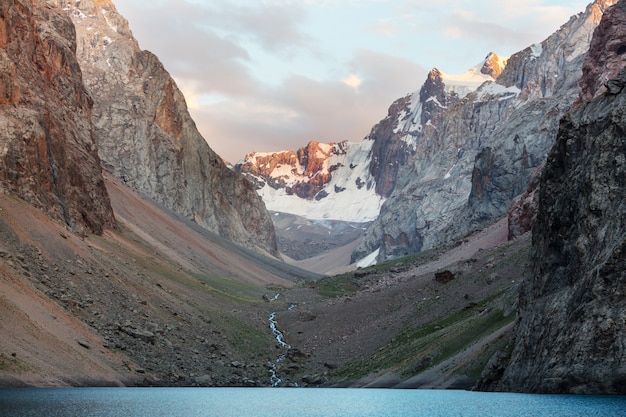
[[474, 349, 511, 391], [77, 340, 91, 349], [493, 12, 626, 392], [507, 164, 543, 240], [579, 1, 626, 101], [238, 141, 340, 199], [353, 1, 613, 263], [434, 270, 455, 284], [0, 0, 115, 234], [480, 52, 507, 79], [52, 0, 277, 255]]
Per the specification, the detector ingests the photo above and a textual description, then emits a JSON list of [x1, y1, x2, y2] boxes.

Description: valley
[[0, 173, 315, 387], [0, 171, 526, 388], [0, 0, 623, 395]]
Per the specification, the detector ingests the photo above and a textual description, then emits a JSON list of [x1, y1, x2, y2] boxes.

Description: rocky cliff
[[352, 0, 616, 263], [52, 0, 277, 255], [0, 0, 115, 235], [483, 1, 626, 394]]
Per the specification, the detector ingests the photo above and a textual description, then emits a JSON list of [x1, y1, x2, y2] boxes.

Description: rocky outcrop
[[579, 1, 626, 101], [480, 52, 507, 79], [238, 141, 345, 200], [488, 2, 626, 394], [493, 65, 626, 394], [53, 0, 277, 255], [0, 0, 115, 234], [507, 164, 542, 240], [467, 0, 617, 216], [352, 0, 614, 263]]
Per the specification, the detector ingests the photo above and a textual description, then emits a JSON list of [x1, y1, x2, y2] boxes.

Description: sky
[[112, 0, 589, 163]]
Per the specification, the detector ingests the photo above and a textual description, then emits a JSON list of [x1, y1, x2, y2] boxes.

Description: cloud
[[196, 50, 427, 162], [341, 74, 363, 90], [217, 2, 314, 54], [112, 0, 589, 163]]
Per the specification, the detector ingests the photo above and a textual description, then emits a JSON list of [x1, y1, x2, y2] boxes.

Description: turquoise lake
[[1, 387, 625, 417]]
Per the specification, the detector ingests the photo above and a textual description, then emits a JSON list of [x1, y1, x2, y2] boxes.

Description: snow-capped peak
[[236, 140, 385, 223], [440, 52, 508, 98]]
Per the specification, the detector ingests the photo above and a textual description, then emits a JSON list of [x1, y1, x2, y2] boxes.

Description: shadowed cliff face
[[0, 0, 115, 234], [479, 2, 626, 393], [52, 0, 277, 255], [495, 67, 626, 394]]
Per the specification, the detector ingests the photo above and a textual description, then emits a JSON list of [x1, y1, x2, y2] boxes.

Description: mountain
[[479, 0, 626, 394], [1, 0, 624, 392], [239, 0, 614, 268], [352, 0, 616, 264], [235, 53, 506, 265], [236, 140, 383, 223], [0, 0, 321, 387], [52, 0, 277, 256], [0, 0, 115, 235]]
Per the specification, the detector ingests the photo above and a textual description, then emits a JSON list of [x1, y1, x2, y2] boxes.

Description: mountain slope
[[0, 0, 319, 387], [353, 0, 616, 264], [0, 171, 317, 387], [52, 0, 278, 256]]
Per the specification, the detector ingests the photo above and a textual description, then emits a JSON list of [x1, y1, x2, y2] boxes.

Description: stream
[[267, 294, 294, 387]]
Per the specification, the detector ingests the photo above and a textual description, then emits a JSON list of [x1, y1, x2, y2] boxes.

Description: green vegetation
[[308, 274, 358, 298], [455, 331, 514, 379], [333, 289, 516, 382], [365, 249, 435, 274], [217, 314, 275, 357], [189, 272, 267, 304], [309, 249, 438, 299]]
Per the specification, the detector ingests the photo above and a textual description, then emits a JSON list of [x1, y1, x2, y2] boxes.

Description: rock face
[[352, 0, 615, 263], [507, 164, 542, 240], [0, 0, 115, 234], [491, 3, 626, 395], [238, 141, 346, 200], [579, 1, 626, 101], [53, 0, 277, 254]]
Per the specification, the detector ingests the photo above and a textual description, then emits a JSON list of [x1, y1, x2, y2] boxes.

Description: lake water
[[1, 388, 625, 417]]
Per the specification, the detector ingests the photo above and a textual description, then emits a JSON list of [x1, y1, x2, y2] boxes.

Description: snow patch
[[444, 163, 456, 180], [475, 82, 521, 102], [530, 43, 543, 58], [393, 92, 423, 134], [440, 65, 494, 99], [401, 134, 418, 150], [426, 96, 446, 109], [356, 248, 380, 268]]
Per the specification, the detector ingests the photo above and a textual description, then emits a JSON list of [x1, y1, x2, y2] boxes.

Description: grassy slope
[[278, 223, 530, 388]]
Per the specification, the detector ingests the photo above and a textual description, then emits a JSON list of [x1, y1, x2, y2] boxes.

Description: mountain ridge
[[235, 52, 507, 227], [52, 0, 279, 256]]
